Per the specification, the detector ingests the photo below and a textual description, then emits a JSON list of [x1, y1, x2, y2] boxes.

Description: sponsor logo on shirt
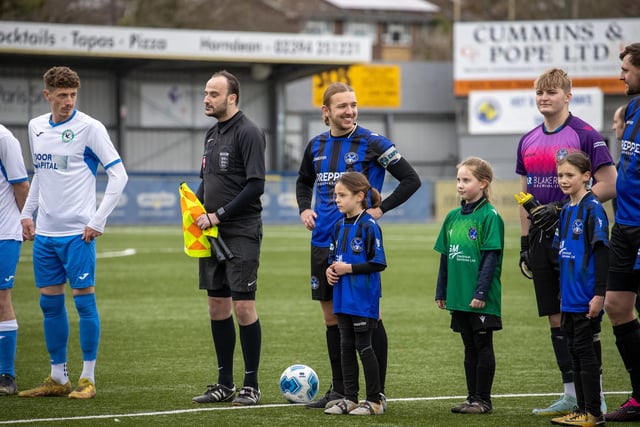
[[621, 139, 640, 156], [558, 240, 575, 261], [448, 243, 475, 263], [316, 171, 345, 186], [34, 153, 67, 170], [530, 175, 559, 188]]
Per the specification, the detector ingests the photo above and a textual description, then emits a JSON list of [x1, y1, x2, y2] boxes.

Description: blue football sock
[[40, 294, 69, 365], [0, 320, 18, 377], [74, 293, 100, 361]]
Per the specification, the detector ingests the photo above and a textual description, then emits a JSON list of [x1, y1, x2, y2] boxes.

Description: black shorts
[[560, 312, 602, 338], [337, 314, 378, 333], [607, 223, 640, 293], [527, 227, 561, 317], [310, 245, 332, 301], [199, 220, 262, 299], [450, 310, 502, 333]]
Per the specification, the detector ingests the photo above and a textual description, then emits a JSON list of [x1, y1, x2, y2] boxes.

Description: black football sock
[[613, 319, 640, 400], [371, 320, 388, 394], [551, 327, 574, 385], [211, 316, 235, 387], [239, 319, 262, 389], [474, 330, 495, 405], [326, 324, 344, 395]]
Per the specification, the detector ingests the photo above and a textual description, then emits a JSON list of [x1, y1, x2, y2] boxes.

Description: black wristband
[[520, 235, 529, 251]]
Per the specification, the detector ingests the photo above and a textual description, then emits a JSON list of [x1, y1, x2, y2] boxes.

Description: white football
[[278, 364, 320, 404]]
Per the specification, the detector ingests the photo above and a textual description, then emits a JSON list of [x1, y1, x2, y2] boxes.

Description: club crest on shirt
[[61, 129, 75, 143], [344, 152, 358, 165], [572, 219, 584, 235], [555, 148, 568, 162], [351, 237, 364, 253], [468, 227, 478, 240]]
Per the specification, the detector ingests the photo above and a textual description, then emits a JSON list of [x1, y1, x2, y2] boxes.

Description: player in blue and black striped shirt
[[296, 82, 420, 409], [552, 152, 609, 426], [605, 42, 640, 422]]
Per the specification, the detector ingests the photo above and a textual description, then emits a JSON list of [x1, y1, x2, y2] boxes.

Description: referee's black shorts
[[199, 219, 262, 300]]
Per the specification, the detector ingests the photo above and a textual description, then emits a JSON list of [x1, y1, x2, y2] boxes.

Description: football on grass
[[279, 364, 320, 403]]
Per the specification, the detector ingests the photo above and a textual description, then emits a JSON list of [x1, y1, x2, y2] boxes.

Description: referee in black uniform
[[191, 70, 266, 406]]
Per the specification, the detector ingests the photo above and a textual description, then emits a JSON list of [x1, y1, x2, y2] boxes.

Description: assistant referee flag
[[179, 182, 217, 257]]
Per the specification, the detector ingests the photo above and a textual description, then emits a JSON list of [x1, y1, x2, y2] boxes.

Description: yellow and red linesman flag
[[179, 182, 217, 258]]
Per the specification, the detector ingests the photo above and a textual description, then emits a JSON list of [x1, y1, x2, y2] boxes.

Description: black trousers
[[562, 312, 603, 416], [337, 314, 381, 402]]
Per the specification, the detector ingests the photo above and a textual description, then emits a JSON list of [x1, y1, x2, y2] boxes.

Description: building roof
[[323, 0, 439, 13]]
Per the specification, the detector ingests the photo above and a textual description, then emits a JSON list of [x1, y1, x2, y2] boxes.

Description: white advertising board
[[468, 87, 603, 134], [0, 21, 371, 64], [454, 18, 640, 95]]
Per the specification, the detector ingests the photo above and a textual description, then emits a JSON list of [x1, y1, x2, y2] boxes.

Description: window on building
[[383, 23, 411, 45], [302, 20, 334, 35], [344, 22, 377, 43]]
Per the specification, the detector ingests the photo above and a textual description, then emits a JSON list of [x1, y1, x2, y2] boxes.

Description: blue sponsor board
[[98, 174, 432, 225]]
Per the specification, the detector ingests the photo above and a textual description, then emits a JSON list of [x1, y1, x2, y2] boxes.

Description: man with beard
[[296, 82, 421, 410], [604, 42, 640, 422], [191, 70, 266, 407]]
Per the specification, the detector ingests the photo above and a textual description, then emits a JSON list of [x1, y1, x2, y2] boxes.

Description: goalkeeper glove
[[519, 235, 533, 280], [530, 201, 562, 236]]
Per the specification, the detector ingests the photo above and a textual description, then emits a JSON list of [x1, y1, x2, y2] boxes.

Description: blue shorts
[[33, 235, 96, 289], [0, 240, 21, 290]]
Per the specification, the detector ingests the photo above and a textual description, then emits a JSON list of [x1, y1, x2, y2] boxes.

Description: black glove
[[519, 235, 533, 280], [530, 202, 561, 236]]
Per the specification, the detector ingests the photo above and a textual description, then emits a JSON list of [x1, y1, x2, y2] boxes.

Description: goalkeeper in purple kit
[[515, 68, 616, 416]]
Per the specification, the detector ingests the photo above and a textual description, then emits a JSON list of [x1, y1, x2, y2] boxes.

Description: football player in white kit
[[19, 66, 128, 400], [0, 124, 29, 396]]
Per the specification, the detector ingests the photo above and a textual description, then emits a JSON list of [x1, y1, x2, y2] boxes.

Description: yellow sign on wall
[[312, 64, 401, 108]]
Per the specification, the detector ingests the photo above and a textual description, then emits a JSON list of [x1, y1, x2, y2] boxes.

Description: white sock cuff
[[0, 319, 18, 331]]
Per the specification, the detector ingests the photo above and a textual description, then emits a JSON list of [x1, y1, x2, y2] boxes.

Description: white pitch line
[[97, 248, 137, 258], [19, 247, 184, 263], [0, 391, 631, 425]]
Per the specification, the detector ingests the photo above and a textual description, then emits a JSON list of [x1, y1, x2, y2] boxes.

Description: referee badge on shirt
[[219, 152, 229, 171]]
